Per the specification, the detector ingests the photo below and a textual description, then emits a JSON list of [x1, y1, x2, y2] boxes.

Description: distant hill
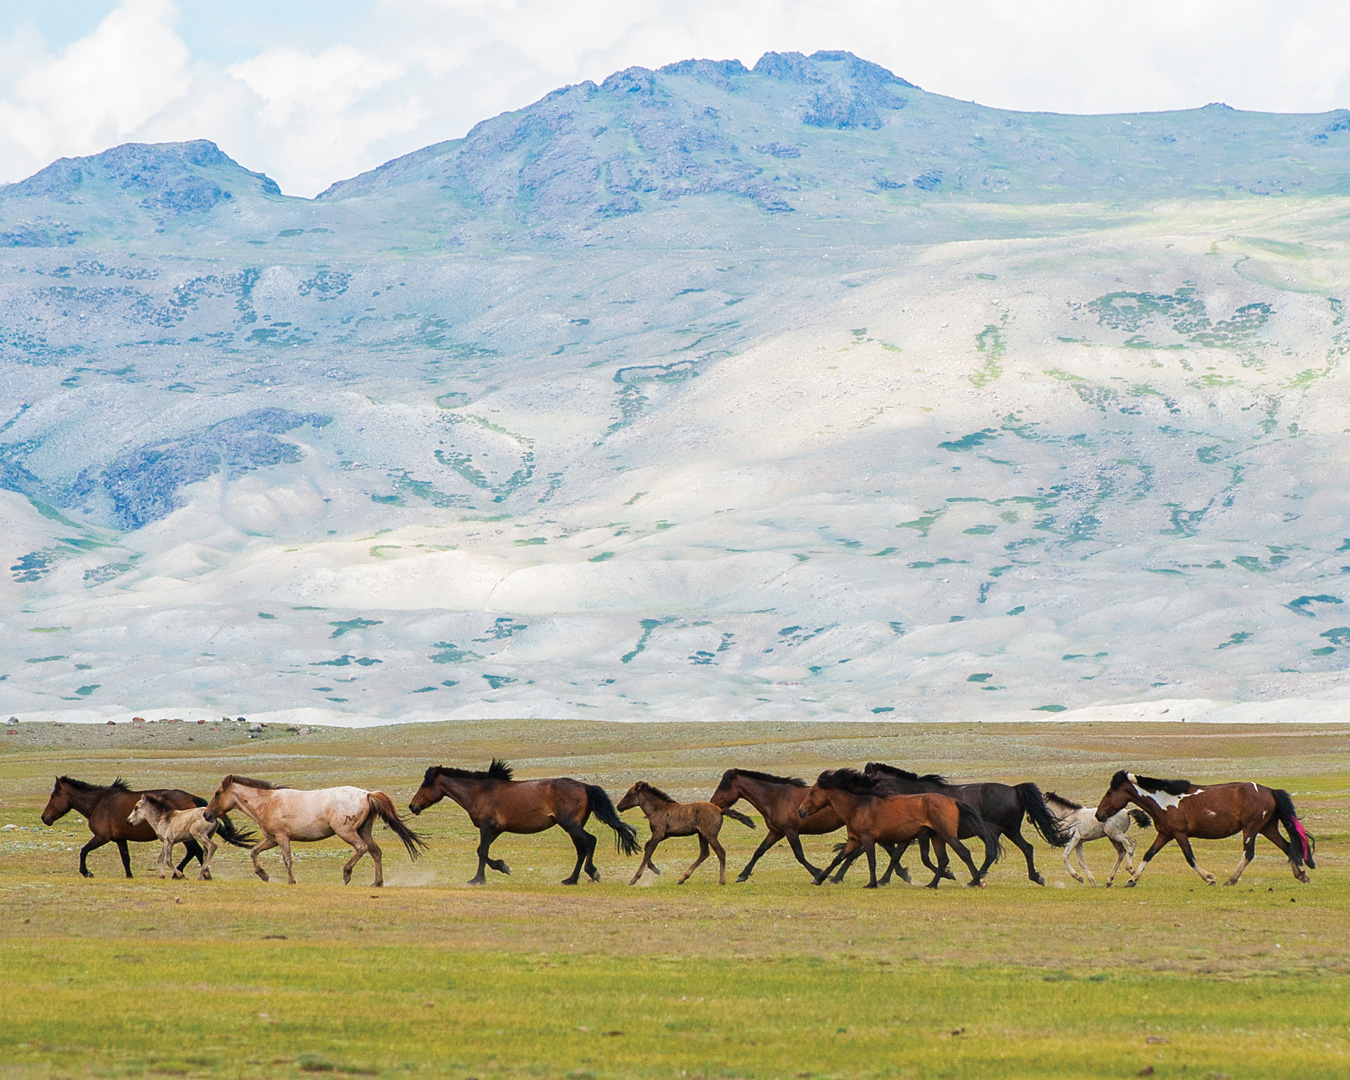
[[1, 51, 1348, 724]]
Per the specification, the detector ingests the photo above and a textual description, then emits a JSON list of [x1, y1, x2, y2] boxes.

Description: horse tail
[[1271, 789, 1315, 870], [585, 785, 640, 856], [366, 791, 428, 860], [957, 802, 1002, 866], [1015, 783, 1072, 846], [1129, 810, 1153, 830], [721, 808, 756, 829]]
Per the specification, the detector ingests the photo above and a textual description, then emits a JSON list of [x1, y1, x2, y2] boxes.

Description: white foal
[[128, 794, 219, 880], [1044, 790, 1151, 886]]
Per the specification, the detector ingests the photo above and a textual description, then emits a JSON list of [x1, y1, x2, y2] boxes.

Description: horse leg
[[1225, 829, 1257, 886], [1172, 834, 1215, 885], [469, 825, 501, 885], [815, 839, 857, 885], [679, 835, 712, 885], [77, 836, 108, 877], [1006, 822, 1044, 885], [862, 837, 879, 889], [947, 837, 984, 887], [1259, 821, 1310, 884], [277, 836, 297, 884], [925, 837, 949, 889], [782, 830, 826, 882], [201, 833, 217, 880], [829, 844, 867, 884], [710, 833, 728, 885], [877, 840, 912, 886], [1122, 831, 1138, 874], [116, 839, 133, 879], [737, 830, 783, 882], [630, 837, 661, 885], [337, 821, 372, 886], [1061, 831, 1085, 884], [1125, 833, 1170, 887], [177, 838, 204, 874], [918, 834, 956, 881], [250, 835, 277, 881], [582, 829, 601, 882], [166, 839, 183, 879], [560, 822, 588, 886]]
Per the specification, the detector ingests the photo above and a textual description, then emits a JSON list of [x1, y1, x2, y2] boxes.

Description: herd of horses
[[38, 761, 1316, 890]]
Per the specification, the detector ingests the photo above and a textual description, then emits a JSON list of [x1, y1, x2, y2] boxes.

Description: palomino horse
[[863, 763, 1069, 884], [1095, 771, 1315, 887], [708, 768, 909, 883], [617, 781, 755, 885], [207, 775, 426, 886], [408, 760, 639, 885], [128, 794, 219, 880], [800, 769, 1000, 888], [41, 776, 254, 878], [1044, 790, 1151, 886]]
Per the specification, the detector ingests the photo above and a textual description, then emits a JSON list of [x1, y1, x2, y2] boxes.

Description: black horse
[[849, 763, 1069, 885]]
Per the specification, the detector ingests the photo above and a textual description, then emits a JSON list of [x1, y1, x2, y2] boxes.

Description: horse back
[[490, 777, 588, 832]]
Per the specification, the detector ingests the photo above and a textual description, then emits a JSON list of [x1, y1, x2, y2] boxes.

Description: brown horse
[[409, 759, 639, 885], [1095, 770, 1315, 887], [800, 769, 1000, 888], [40, 776, 254, 878], [709, 768, 911, 883], [617, 781, 755, 885]]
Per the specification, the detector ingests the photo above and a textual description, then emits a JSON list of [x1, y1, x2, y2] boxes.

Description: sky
[[1, 0, 1349, 198]]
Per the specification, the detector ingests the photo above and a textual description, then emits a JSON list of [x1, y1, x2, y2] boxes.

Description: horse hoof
[[863, 883, 878, 890], [561, 878, 578, 886], [1032, 874, 1046, 886], [736, 874, 751, 883], [1123, 879, 1137, 888], [467, 878, 486, 886]]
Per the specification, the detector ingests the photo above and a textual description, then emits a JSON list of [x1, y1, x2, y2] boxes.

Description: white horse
[[128, 794, 219, 880], [206, 774, 426, 886], [1045, 790, 1152, 886]]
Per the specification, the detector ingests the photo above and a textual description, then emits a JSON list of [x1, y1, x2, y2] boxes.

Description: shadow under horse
[[41, 776, 255, 878], [860, 762, 1070, 885], [409, 759, 639, 885]]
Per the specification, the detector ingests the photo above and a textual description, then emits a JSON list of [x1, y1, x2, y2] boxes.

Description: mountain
[[1, 51, 1348, 725]]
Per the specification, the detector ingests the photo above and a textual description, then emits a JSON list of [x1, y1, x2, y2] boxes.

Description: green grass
[[2, 720, 1348, 1079]]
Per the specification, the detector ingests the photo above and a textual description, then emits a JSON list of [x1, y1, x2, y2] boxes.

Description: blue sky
[[2, 0, 1348, 197]]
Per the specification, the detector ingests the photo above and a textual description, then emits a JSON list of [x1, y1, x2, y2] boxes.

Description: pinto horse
[[1095, 770, 1315, 887], [618, 781, 755, 885], [408, 759, 639, 885], [862, 762, 1069, 885], [208, 775, 426, 886], [709, 768, 909, 883], [41, 776, 254, 878], [799, 769, 1000, 888]]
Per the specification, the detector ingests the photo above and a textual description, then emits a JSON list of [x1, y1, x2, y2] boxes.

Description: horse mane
[[1043, 790, 1082, 811], [636, 781, 677, 803], [816, 768, 881, 795], [1133, 774, 1192, 797], [226, 775, 291, 790], [720, 768, 806, 788], [57, 776, 130, 793], [866, 762, 949, 786], [426, 759, 515, 784]]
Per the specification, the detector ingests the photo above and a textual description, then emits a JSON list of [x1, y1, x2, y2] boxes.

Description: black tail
[[191, 795, 257, 848], [586, 784, 640, 856], [721, 808, 756, 829], [1129, 809, 1153, 830], [957, 803, 1002, 867], [1015, 783, 1072, 846], [367, 792, 429, 860], [1271, 789, 1315, 870]]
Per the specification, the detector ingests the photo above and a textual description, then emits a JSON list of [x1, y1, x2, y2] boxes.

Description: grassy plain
[[1, 719, 1347, 1080]]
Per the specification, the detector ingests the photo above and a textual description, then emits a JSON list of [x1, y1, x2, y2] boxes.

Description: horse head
[[409, 767, 446, 816], [797, 783, 830, 819], [207, 776, 239, 818], [1095, 771, 1137, 822], [616, 782, 646, 812], [41, 777, 73, 825], [127, 795, 151, 827]]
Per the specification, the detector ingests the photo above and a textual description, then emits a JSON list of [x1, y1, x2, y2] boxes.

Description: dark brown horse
[[618, 781, 755, 885], [800, 769, 1001, 888], [862, 762, 1069, 884], [409, 759, 639, 885], [40, 776, 254, 878], [708, 768, 911, 883], [1095, 770, 1315, 887]]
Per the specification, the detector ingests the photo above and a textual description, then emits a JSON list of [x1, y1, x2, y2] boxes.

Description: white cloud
[[1, 0, 1349, 198]]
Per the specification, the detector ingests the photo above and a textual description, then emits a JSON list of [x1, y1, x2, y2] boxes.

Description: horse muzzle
[[408, 803, 422, 816]]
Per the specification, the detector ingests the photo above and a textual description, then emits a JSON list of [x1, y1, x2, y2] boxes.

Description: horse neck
[[61, 783, 103, 818], [222, 785, 269, 820], [728, 775, 779, 812], [633, 790, 666, 819], [437, 776, 485, 811], [821, 787, 861, 819]]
